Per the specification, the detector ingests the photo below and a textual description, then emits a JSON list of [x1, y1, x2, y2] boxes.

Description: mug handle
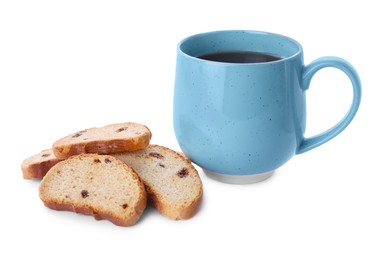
[[297, 56, 362, 154]]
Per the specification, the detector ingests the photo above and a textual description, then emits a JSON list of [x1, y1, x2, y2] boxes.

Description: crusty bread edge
[[41, 195, 147, 227], [52, 123, 152, 159], [149, 185, 203, 220], [22, 158, 62, 179], [39, 154, 148, 227]]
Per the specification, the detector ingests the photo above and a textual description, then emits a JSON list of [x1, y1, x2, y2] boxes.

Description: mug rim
[[177, 30, 303, 65]]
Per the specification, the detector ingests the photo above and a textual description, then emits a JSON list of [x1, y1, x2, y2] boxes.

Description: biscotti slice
[[114, 145, 203, 220], [52, 122, 151, 159], [21, 149, 63, 179], [39, 154, 147, 226]]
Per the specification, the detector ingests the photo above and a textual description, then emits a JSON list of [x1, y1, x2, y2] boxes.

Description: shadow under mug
[[173, 30, 361, 184]]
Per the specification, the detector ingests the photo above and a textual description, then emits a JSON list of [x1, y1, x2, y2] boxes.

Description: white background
[[1, 1, 385, 259]]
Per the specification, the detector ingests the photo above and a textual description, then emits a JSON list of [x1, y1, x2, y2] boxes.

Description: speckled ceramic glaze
[[174, 30, 361, 184]]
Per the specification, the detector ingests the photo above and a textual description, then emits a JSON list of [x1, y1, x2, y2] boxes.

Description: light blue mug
[[173, 30, 361, 184]]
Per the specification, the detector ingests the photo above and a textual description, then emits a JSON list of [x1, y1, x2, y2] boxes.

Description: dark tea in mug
[[197, 51, 282, 63]]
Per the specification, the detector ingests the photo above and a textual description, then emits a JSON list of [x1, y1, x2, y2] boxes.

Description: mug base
[[203, 169, 274, 184]]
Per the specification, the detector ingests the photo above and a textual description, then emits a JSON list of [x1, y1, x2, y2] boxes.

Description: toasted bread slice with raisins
[[21, 148, 63, 179], [114, 145, 203, 220], [39, 154, 147, 226], [52, 122, 151, 159]]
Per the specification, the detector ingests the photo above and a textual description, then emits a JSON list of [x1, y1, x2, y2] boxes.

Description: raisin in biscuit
[[52, 122, 151, 159], [39, 154, 147, 226], [114, 145, 203, 220], [21, 149, 63, 179]]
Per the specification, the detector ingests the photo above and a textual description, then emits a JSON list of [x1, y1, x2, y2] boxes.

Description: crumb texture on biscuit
[[39, 154, 146, 226], [114, 145, 203, 220]]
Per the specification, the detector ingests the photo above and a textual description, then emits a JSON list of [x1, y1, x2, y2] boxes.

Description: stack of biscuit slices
[[21, 122, 203, 226]]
